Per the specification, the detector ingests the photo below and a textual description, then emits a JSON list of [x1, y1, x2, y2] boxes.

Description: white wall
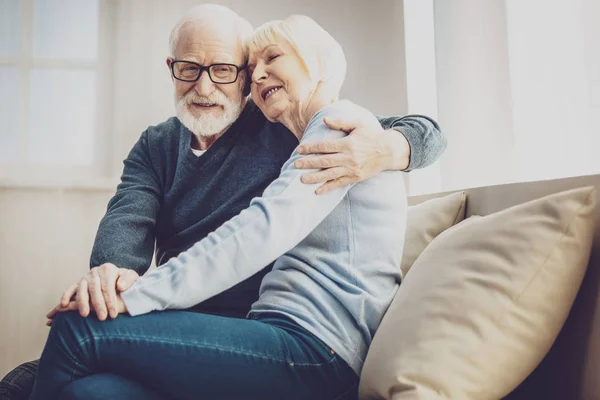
[[110, 0, 407, 175], [0, 187, 114, 377]]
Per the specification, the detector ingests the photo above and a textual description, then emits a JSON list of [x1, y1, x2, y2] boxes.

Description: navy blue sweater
[[90, 99, 445, 316]]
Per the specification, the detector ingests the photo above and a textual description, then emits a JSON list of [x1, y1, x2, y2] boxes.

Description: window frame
[[0, 0, 117, 188]]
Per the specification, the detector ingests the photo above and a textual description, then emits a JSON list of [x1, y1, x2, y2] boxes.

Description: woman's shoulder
[[315, 100, 375, 121], [302, 101, 360, 142]]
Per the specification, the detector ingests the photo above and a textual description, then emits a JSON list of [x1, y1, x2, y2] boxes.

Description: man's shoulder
[[130, 117, 185, 170], [144, 116, 183, 143]]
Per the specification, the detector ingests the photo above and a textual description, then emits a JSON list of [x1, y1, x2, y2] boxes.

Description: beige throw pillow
[[402, 192, 466, 277], [360, 187, 597, 400]]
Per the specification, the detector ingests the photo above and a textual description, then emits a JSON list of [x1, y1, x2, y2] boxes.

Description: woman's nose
[[252, 64, 267, 83]]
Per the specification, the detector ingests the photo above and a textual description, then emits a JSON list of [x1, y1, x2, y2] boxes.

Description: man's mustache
[[185, 93, 223, 106]]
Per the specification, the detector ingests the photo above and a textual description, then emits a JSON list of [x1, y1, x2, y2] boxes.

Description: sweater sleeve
[[376, 114, 447, 172], [121, 105, 354, 316], [90, 131, 162, 275]]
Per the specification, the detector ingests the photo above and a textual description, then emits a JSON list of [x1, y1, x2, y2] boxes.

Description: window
[[403, 0, 600, 195], [0, 0, 114, 185]]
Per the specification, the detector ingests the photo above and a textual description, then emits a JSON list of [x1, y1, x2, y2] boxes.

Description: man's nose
[[194, 70, 215, 96]]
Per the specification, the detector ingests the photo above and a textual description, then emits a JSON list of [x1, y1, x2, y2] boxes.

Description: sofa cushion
[[360, 187, 596, 400], [401, 191, 466, 278]]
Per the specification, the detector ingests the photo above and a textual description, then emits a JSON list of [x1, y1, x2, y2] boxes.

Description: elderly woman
[[30, 16, 406, 400]]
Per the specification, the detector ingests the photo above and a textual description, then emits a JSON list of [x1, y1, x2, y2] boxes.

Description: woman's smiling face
[[248, 40, 314, 122]]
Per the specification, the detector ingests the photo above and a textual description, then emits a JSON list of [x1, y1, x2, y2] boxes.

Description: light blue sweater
[[121, 100, 407, 374]]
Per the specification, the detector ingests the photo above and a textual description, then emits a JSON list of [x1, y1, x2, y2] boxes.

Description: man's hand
[[46, 263, 138, 325], [295, 115, 410, 195]]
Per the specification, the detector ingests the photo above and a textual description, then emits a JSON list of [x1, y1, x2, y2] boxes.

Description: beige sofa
[[394, 174, 600, 400]]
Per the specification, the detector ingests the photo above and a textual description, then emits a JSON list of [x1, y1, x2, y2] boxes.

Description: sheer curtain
[[405, 0, 600, 195]]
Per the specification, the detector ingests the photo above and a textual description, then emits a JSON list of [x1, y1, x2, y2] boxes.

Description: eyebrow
[[248, 44, 280, 67], [261, 44, 279, 54]]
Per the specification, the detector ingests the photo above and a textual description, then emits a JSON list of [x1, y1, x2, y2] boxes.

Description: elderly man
[[0, 5, 445, 400]]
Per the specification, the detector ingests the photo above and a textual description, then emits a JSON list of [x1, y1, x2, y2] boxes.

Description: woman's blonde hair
[[251, 15, 347, 102]]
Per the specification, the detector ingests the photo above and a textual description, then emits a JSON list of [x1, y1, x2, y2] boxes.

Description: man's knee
[[58, 378, 101, 400], [57, 374, 165, 400], [50, 311, 97, 342], [51, 310, 85, 329], [0, 360, 39, 400]]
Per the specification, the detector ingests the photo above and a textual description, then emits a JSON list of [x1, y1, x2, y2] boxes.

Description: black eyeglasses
[[170, 60, 246, 84]]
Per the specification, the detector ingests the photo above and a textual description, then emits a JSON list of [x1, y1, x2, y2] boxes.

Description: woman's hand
[[46, 269, 136, 326], [46, 293, 129, 326], [294, 115, 410, 194]]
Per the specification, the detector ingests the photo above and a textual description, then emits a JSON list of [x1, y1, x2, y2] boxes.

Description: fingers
[[88, 269, 108, 321], [99, 264, 119, 319], [296, 138, 344, 155], [322, 117, 355, 133], [315, 176, 357, 195], [116, 269, 139, 292], [60, 284, 78, 307], [77, 278, 91, 318], [115, 293, 128, 314], [46, 306, 58, 320], [295, 153, 348, 170], [301, 167, 349, 185], [46, 301, 78, 326]]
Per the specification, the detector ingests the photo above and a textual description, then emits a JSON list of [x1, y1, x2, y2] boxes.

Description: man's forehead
[[175, 23, 245, 61]]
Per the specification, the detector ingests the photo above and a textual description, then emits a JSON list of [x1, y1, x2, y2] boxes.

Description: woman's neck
[[278, 87, 333, 140]]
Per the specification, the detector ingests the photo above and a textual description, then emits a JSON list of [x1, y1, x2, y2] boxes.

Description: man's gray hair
[[169, 4, 254, 62]]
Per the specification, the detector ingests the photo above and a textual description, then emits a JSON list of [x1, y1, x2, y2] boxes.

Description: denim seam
[[76, 334, 337, 368], [267, 321, 338, 367], [267, 324, 292, 361], [306, 338, 337, 365], [287, 353, 338, 369], [0, 381, 22, 391]]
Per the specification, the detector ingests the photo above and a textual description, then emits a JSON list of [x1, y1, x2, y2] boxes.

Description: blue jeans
[[29, 310, 358, 400]]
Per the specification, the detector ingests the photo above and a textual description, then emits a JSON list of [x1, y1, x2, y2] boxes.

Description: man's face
[[167, 23, 247, 138]]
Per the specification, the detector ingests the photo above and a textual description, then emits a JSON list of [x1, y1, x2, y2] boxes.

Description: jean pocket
[[306, 335, 338, 365]]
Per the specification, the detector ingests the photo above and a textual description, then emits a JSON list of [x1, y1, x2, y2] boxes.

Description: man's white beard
[[175, 90, 243, 138]]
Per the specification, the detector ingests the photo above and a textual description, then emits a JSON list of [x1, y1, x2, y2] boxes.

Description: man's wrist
[[385, 129, 411, 171]]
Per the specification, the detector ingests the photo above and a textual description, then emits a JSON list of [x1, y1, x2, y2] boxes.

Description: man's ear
[[166, 57, 175, 82]]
